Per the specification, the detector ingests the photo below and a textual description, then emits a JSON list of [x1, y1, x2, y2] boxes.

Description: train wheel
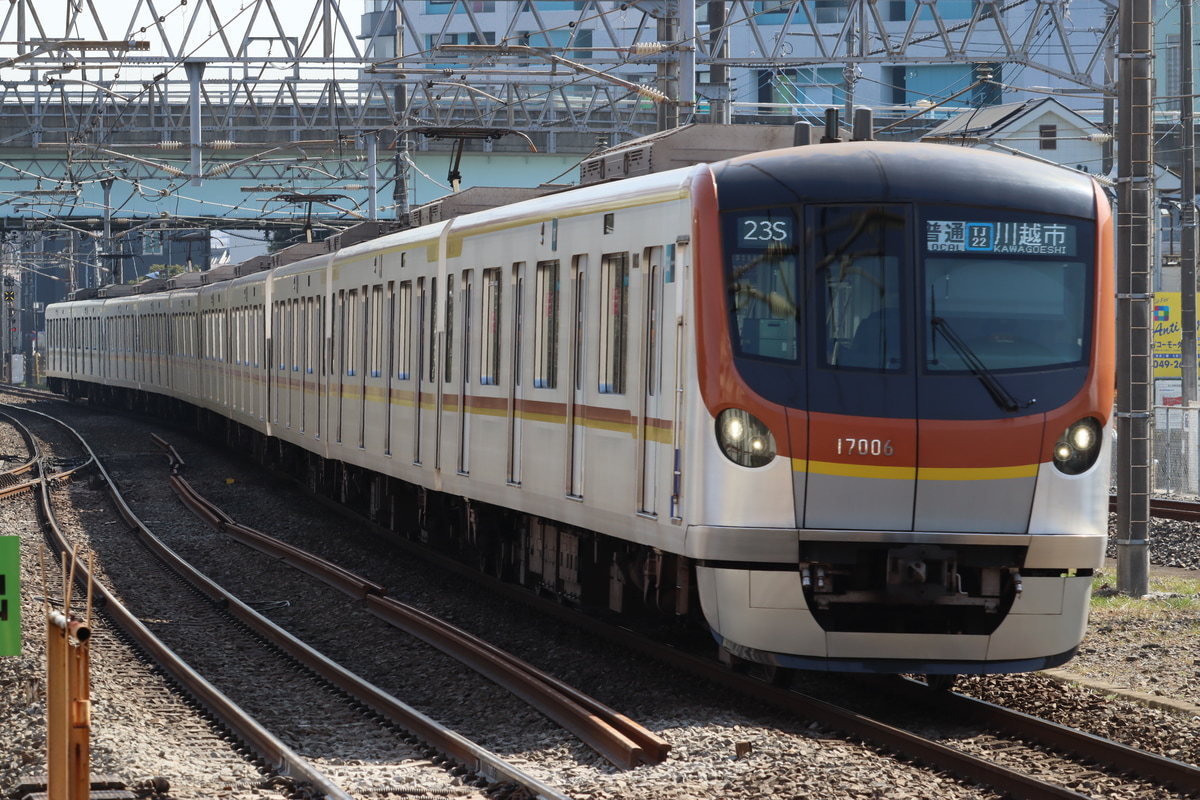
[[761, 664, 794, 688], [925, 674, 957, 692]]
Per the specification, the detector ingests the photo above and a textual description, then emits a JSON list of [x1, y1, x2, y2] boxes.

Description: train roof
[[711, 140, 1098, 218]]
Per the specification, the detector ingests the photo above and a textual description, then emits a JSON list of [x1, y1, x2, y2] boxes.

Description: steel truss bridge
[[0, 0, 1117, 233]]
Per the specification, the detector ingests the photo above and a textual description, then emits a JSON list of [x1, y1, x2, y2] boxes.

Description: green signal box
[[1, 536, 18, 656]]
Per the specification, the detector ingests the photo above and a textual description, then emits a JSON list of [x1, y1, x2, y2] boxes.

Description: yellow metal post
[[44, 548, 92, 800], [45, 609, 68, 800]]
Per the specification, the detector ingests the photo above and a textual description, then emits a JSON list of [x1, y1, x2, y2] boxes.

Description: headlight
[[716, 408, 776, 468], [1052, 417, 1103, 475]]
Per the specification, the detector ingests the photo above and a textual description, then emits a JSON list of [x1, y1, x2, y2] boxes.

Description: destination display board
[[926, 220, 1077, 257]]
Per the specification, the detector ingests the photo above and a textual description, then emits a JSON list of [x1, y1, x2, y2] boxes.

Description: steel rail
[[884, 676, 1200, 795], [25, 406, 570, 800], [16, 407, 357, 800], [355, 510, 1181, 800], [0, 405, 44, 497], [1108, 494, 1200, 522], [157, 439, 669, 769]]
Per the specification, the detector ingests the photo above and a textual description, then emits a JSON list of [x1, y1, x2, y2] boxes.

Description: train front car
[[689, 142, 1113, 676]]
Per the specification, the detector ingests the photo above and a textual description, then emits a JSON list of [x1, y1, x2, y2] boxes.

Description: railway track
[[379, 533, 1200, 799], [156, 432, 671, 770], [144, 430, 1200, 800], [11, 387, 1200, 799], [0, 402, 569, 800], [1109, 494, 1200, 521]]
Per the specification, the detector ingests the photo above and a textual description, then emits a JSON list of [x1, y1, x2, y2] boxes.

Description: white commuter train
[[47, 140, 1115, 678]]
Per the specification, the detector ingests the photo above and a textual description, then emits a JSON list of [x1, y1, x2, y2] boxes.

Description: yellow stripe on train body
[[794, 458, 1039, 481]]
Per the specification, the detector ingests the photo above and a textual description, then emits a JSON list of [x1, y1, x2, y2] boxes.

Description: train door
[[335, 290, 347, 445], [283, 300, 294, 428], [356, 288, 368, 449], [435, 275, 448, 472], [458, 270, 473, 474], [287, 299, 299, 429], [414, 277, 427, 464], [669, 241, 687, 520], [300, 298, 310, 434], [313, 296, 324, 441], [269, 301, 281, 425], [394, 280, 414, 456], [567, 256, 587, 498], [383, 281, 396, 457], [639, 247, 664, 515], [363, 283, 384, 450], [507, 263, 524, 485], [803, 203, 917, 531]]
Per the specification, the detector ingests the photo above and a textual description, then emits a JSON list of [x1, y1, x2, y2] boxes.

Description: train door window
[[534, 260, 559, 389], [293, 299, 303, 374], [722, 209, 800, 362], [416, 278, 426, 385], [480, 268, 501, 386], [274, 303, 284, 370], [512, 264, 524, 388], [397, 281, 412, 380], [346, 288, 359, 377], [572, 256, 587, 393], [598, 252, 629, 394], [310, 298, 321, 375], [370, 285, 384, 378], [811, 204, 905, 371], [460, 271, 472, 387], [285, 302, 294, 377], [428, 277, 438, 384], [645, 252, 660, 397], [444, 274, 455, 383]]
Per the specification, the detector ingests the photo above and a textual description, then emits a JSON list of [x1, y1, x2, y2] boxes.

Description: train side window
[[598, 252, 629, 394], [480, 268, 502, 386], [534, 260, 559, 389], [397, 281, 412, 380], [723, 209, 800, 362]]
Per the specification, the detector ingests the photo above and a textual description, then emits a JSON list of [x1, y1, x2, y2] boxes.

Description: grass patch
[[1090, 569, 1200, 618]]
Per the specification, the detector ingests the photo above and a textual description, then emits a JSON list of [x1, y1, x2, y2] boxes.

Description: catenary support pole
[[1115, 0, 1153, 596], [1181, 0, 1197, 408]]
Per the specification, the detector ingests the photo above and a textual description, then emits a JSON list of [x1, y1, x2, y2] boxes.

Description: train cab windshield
[[921, 217, 1089, 374], [722, 203, 1094, 414]]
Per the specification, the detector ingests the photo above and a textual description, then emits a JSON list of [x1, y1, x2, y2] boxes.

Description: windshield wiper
[[930, 316, 1035, 413]]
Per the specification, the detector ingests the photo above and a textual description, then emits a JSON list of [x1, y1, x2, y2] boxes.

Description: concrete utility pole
[[1181, 0, 1197, 407], [1115, 0, 1154, 596]]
